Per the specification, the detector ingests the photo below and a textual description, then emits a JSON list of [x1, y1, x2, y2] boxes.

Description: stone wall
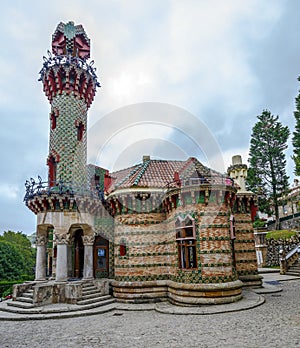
[[266, 235, 300, 266]]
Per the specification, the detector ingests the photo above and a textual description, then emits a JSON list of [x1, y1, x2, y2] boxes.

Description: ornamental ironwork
[[38, 49, 100, 87], [24, 176, 105, 204]]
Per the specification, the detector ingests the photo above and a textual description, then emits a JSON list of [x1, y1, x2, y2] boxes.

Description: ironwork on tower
[[39, 21, 100, 188], [24, 21, 103, 214]]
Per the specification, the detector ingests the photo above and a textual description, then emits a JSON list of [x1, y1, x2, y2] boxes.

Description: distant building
[[21, 22, 261, 306], [278, 179, 300, 229]]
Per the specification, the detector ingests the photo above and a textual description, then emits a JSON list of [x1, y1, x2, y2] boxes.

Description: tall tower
[[227, 155, 262, 287], [40, 21, 99, 187], [23, 22, 102, 283]]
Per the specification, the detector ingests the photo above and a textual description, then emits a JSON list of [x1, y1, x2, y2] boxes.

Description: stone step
[[25, 289, 34, 293], [7, 300, 35, 309], [81, 292, 107, 301], [77, 295, 113, 306], [0, 300, 117, 318], [82, 282, 95, 288], [289, 267, 300, 271], [82, 288, 100, 296], [15, 296, 33, 304], [22, 292, 34, 299], [286, 271, 300, 277]]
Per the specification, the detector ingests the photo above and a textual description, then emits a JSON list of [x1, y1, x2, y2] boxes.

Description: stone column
[[82, 235, 95, 280], [55, 233, 69, 282], [67, 241, 73, 278], [35, 235, 47, 281]]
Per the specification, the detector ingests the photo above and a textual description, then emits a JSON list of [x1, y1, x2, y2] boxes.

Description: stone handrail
[[280, 245, 300, 274]]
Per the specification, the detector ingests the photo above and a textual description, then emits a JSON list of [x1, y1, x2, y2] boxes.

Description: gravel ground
[[1, 280, 300, 348]]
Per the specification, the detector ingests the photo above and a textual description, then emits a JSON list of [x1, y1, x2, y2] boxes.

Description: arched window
[[120, 241, 127, 257], [176, 215, 197, 269], [50, 112, 57, 130], [47, 155, 57, 187], [77, 122, 84, 141]]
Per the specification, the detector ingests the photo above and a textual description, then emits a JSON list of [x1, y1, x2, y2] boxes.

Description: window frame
[[175, 215, 196, 240], [176, 215, 197, 270]]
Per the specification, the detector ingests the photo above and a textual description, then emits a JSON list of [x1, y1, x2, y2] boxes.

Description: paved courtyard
[[1, 279, 300, 348]]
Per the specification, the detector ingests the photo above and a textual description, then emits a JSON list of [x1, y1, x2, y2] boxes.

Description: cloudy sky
[[0, 0, 299, 235]]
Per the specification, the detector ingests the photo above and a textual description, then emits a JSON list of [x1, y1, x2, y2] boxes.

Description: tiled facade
[[49, 94, 88, 185], [24, 21, 261, 307]]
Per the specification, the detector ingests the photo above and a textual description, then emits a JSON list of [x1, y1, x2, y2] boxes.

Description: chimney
[[143, 155, 150, 163]]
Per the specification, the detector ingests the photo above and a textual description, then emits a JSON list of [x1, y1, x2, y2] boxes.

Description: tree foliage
[[246, 110, 290, 228], [292, 77, 300, 175], [0, 231, 36, 281]]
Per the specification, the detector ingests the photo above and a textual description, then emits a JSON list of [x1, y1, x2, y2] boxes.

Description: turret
[[39, 21, 100, 188], [227, 155, 248, 192]]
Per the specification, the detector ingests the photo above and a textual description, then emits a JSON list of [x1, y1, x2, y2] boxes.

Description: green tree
[[0, 241, 28, 281], [292, 77, 300, 175], [0, 231, 35, 279], [246, 110, 290, 229]]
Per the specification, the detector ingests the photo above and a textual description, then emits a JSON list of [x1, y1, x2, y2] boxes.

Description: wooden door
[[94, 236, 109, 277]]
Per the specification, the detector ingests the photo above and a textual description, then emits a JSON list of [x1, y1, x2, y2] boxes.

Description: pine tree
[[247, 110, 290, 229], [292, 77, 300, 175]]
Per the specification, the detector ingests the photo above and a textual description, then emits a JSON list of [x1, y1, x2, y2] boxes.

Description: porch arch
[[35, 224, 53, 281], [69, 224, 95, 279]]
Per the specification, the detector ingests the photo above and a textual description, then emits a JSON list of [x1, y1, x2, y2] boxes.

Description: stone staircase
[[2, 280, 116, 317], [77, 281, 115, 307], [286, 260, 300, 276], [7, 288, 34, 309]]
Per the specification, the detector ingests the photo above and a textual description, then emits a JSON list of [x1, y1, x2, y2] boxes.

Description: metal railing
[[181, 176, 234, 187], [38, 50, 100, 87], [24, 176, 105, 203]]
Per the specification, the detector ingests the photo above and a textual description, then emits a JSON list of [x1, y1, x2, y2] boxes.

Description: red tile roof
[[108, 157, 224, 192]]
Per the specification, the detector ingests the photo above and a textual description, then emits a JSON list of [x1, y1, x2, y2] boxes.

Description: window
[[50, 112, 57, 130], [76, 122, 84, 141], [176, 215, 197, 269], [120, 240, 127, 257], [47, 155, 57, 187], [230, 214, 236, 240]]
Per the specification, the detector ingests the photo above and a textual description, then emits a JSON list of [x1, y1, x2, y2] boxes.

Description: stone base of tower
[[238, 274, 263, 288], [112, 280, 243, 305], [168, 280, 243, 305], [112, 280, 169, 303]]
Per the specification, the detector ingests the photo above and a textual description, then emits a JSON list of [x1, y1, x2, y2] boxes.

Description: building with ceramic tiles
[[21, 21, 261, 306]]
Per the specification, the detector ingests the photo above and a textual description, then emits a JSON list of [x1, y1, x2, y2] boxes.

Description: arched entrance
[[94, 235, 109, 278], [74, 229, 84, 278]]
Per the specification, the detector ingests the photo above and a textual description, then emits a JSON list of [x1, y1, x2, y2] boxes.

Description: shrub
[[266, 230, 298, 240]]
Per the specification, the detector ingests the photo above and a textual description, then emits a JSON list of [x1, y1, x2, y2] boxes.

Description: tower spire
[[39, 21, 100, 187]]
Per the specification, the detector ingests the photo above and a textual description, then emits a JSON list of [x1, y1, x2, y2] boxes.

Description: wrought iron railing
[[38, 50, 100, 87], [24, 176, 105, 203], [180, 176, 234, 187]]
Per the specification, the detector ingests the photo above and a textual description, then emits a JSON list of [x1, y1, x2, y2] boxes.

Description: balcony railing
[[180, 176, 234, 188], [38, 50, 100, 87], [24, 176, 104, 203]]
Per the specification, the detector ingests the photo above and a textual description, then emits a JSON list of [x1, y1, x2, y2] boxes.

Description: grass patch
[[266, 230, 298, 240]]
